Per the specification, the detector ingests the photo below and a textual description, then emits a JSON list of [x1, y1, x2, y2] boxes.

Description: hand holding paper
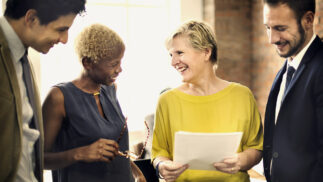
[[213, 154, 241, 174], [173, 131, 243, 171], [158, 160, 189, 181]]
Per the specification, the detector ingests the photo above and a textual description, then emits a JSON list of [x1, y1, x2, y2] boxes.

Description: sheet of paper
[[173, 131, 243, 170]]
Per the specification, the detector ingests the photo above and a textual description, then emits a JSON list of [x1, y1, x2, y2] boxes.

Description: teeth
[[177, 66, 187, 72], [179, 67, 186, 72], [174, 65, 188, 73]]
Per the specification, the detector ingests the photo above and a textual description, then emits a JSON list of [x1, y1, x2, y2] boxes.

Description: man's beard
[[278, 21, 306, 58]]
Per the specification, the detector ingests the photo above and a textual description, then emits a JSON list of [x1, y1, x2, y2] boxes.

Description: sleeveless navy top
[[52, 82, 134, 182]]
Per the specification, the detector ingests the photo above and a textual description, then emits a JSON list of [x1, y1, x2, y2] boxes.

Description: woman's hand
[[158, 160, 189, 182], [213, 149, 262, 174], [213, 154, 241, 174], [74, 138, 119, 163]]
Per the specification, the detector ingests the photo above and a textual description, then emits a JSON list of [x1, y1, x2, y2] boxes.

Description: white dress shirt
[[0, 17, 40, 182]]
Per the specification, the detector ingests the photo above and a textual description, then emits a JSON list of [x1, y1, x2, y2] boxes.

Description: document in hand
[[173, 131, 243, 170]]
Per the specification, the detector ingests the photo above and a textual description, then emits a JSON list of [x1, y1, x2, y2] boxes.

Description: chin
[[181, 77, 192, 83], [38, 47, 51, 54], [105, 81, 114, 86], [276, 50, 289, 58], [278, 50, 293, 58], [42, 50, 50, 54]]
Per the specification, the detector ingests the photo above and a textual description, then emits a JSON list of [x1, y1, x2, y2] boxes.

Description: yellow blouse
[[152, 83, 263, 182]]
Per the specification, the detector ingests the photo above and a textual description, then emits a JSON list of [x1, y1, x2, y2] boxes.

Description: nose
[[59, 31, 69, 44], [116, 65, 122, 74], [268, 29, 280, 44], [171, 55, 179, 67]]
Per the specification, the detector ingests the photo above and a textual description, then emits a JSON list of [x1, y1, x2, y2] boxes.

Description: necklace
[[93, 92, 100, 96]]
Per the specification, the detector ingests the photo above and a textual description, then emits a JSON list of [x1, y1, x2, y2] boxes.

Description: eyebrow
[[264, 24, 288, 29], [56, 26, 70, 31]]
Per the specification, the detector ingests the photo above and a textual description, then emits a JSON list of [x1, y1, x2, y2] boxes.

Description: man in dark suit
[[262, 0, 323, 181], [0, 0, 85, 182]]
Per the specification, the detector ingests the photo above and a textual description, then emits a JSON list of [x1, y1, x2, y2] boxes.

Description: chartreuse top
[[152, 83, 263, 182]]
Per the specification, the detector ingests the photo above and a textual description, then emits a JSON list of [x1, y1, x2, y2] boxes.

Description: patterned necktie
[[284, 66, 295, 95]]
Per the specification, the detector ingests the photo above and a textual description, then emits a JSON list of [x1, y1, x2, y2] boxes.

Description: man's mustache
[[274, 41, 287, 45]]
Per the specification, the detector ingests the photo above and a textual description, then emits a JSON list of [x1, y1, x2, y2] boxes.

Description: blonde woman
[[42, 24, 145, 182], [152, 20, 263, 182]]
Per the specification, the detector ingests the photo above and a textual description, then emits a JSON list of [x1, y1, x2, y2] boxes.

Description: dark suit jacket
[[0, 25, 44, 182], [263, 36, 323, 182]]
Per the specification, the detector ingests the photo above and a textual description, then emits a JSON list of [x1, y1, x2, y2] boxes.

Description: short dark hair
[[4, 0, 86, 25], [263, 0, 315, 21]]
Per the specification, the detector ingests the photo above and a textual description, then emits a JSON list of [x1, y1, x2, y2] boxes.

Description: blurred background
[[2, 0, 323, 181]]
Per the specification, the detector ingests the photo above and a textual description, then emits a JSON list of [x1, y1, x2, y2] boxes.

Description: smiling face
[[263, 3, 306, 58], [89, 49, 125, 86], [28, 13, 76, 54], [168, 35, 209, 83]]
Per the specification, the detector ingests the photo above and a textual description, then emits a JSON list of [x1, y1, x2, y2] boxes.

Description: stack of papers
[[174, 131, 243, 170]]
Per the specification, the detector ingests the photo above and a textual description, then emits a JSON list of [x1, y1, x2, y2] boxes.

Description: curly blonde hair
[[166, 20, 217, 64], [75, 24, 125, 63]]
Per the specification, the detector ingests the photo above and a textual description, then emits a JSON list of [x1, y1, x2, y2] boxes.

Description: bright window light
[[40, 0, 181, 132]]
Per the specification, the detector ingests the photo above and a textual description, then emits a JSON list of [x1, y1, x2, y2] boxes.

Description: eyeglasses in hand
[[117, 118, 150, 160]]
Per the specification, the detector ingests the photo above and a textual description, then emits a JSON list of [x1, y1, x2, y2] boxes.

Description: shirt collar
[[287, 34, 316, 69], [0, 16, 26, 63]]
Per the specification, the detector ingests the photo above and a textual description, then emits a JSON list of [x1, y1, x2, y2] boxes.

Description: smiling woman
[[42, 23, 148, 182], [151, 20, 263, 182], [39, 0, 185, 132], [38, 2, 203, 181]]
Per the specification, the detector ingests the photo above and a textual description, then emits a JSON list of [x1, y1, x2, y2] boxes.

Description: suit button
[[273, 152, 279, 158]]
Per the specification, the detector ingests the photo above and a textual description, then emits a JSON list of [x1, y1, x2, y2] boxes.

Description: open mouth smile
[[175, 65, 188, 73]]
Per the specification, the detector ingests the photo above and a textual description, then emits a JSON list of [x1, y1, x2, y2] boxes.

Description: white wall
[[0, 0, 203, 131], [40, 0, 204, 132], [1, 0, 5, 14], [180, 0, 203, 22]]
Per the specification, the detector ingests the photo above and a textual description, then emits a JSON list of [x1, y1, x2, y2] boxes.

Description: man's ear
[[24, 9, 39, 27], [82, 57, 93, 70], [302, 11, 314, 31]]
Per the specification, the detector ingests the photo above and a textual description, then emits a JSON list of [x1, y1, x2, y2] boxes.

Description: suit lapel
[[0, 26, 23, 129], [269, 61, 286, 102], [281, 36, 322, 103], [0, 26, 43, 182], [265, 62, 286, 126], [28, 59, 44, 182], [281, 64, 305, 103]]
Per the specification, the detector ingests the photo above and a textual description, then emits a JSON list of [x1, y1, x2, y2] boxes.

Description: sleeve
[[151, 96, 172, 162], [311, 62, 323, 181], [242, 90, 264, 151]]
